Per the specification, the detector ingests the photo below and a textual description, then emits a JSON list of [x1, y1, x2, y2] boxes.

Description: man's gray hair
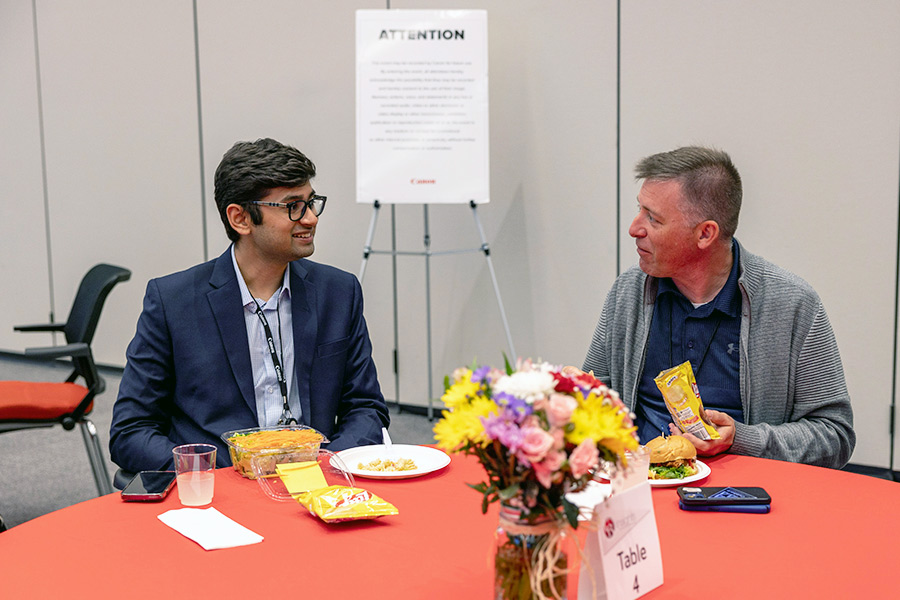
[[635, 146, 742, 240]]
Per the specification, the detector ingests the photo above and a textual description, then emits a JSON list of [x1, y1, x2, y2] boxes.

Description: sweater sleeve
[[731, 304, 856, 469], [583, 283, 616, 388]]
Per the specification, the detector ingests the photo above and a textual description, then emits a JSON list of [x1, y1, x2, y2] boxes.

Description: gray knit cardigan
[[583, 241, 855, 469]]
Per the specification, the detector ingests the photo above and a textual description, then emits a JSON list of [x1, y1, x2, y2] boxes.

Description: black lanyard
[[668, 298, 722, 379], [253, 295, 296, 425]]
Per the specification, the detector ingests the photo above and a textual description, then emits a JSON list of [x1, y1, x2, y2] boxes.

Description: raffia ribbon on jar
[[497, 514, 600, 600]]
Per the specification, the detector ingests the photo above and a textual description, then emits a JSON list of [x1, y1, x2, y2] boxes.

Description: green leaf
[[649, 465, 689, 479], [467, 482, 488, 493], [443, 374, 451, 392], [498, 483, 521, 501], [503, 352, 514, 375], [562, 497, 580, 529]]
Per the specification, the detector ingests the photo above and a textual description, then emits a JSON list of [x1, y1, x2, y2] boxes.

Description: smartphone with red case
[[121, 471, 177, 502]]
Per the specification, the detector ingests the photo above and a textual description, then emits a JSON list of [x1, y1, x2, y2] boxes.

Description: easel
[[359, 200, 516, 420]]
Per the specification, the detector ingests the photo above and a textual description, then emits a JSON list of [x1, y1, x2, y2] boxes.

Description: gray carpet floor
[[0, 355, 438, 530]]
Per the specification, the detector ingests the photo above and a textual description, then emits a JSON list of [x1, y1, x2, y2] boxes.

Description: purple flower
[[481, 414, 526, 453], [493, 392, 532, 422], [471, 365, 491, 383]]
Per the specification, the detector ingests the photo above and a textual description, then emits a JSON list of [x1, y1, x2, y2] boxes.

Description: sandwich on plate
[[646, 435, 698, 480]]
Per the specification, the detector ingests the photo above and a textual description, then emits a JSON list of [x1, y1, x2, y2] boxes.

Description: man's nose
[[628, 214, 644, 238], [299, 210, 318, 227]]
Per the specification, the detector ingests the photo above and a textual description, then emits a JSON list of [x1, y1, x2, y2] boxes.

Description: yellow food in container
[[220, 425, 327, 479]]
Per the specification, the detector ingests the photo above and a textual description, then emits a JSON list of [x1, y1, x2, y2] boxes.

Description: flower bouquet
[[434, 358, 638, 600]]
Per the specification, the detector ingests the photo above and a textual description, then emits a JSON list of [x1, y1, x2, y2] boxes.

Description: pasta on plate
[[357, 458, 418, 472]]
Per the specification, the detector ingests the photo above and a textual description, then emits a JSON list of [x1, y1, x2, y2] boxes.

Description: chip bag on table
[[296, 485, 398, 523], [654, 361, 720, 440]]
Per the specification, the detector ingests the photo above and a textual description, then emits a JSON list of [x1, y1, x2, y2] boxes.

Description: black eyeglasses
[[251, 195, 327, 221]]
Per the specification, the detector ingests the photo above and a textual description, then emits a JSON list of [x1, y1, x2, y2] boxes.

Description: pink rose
[[569, 438, 600, 479], [533, 450, 566, 488], [546, 393, 577, 427], [517, 426, 555, 465], [552, 428, 565, 451]]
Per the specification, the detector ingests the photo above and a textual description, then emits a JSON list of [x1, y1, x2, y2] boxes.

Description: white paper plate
[[335, 444, 451, 479], [648, 460, 710, 488]]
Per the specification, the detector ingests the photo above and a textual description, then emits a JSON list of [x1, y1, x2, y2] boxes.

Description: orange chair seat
[[0, 381, 91, 420]]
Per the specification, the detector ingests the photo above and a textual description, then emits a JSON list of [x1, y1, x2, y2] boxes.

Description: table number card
[[579, 480, 664, 599]]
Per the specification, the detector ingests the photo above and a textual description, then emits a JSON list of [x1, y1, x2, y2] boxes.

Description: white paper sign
[[356, 9, 489, 204], [578, 481, 664, 599]]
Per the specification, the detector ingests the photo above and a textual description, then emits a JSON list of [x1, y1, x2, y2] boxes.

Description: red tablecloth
[[2, 452, 897, 598]]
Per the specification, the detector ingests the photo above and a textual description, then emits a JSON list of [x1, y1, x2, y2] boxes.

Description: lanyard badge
[[253, 299, 297, 425]]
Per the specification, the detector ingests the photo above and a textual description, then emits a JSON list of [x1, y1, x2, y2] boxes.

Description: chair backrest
[[64, 264, 132, 345]]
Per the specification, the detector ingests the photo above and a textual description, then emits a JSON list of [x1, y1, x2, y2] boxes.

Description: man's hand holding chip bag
[[656, 362, 735, 457], [669, 409, 735, 457]]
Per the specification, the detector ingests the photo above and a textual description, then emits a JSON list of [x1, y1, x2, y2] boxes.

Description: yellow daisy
[[567, 390, 638, 457], [434, 396, 499, 452]]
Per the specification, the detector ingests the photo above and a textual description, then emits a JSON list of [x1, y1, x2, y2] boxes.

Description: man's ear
[[226, 204, 252, 237], [695, 219, 720, 250]]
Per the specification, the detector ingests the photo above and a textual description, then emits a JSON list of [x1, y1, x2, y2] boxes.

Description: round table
[[1, 452, 897, 598]]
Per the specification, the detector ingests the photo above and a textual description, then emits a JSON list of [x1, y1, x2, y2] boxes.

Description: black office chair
[[0, 264, 131, 496], [113, 467, 136, 490]]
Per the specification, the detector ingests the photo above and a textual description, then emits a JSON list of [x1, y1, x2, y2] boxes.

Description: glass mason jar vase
[[494, 504, 569, 600]]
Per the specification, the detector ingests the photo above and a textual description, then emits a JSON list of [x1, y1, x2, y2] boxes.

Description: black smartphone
[[121, 471, 177, 502], [678, 500, 770, 514], [677, 486, 771, 506]]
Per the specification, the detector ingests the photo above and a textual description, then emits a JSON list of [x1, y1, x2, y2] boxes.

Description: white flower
[[493, 370, 556, 404]]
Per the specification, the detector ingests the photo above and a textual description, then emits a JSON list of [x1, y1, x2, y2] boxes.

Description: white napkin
[[157, 507, 264, 550]]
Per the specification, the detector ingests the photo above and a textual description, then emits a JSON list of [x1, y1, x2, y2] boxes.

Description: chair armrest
[[14, 323, 66, 333], [113, 468, 137, 490], [24, 342, 91, 360]]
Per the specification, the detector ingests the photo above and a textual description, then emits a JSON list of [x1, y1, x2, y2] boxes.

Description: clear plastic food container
[[220, 425, 328, 479], [250, 448, 355, 501]]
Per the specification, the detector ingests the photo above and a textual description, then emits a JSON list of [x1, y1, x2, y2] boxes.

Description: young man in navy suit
[[110, 138, 389, 472]]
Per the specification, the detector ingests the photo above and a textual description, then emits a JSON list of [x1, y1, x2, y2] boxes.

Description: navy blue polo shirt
[[634, 242, 743, 443]]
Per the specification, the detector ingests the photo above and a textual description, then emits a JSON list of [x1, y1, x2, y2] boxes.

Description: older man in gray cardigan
[[582, 147, 854, 469]]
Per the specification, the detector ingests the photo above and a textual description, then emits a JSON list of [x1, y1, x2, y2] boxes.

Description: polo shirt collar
[[657, 240, 741, 318]]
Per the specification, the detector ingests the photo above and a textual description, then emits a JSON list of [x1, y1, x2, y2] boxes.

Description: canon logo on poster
[[410, 178, 436, 185]]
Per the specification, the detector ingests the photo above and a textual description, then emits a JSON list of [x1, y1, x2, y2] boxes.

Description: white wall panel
[[34, 0, 204, 365], [196, 0, 367, 263], [621, 1, 900, 466], [0, 0, 53, 352]]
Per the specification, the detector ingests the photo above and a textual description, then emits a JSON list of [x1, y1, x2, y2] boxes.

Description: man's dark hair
[[635, 146, 742, 240], [214, 138, 317, 242]]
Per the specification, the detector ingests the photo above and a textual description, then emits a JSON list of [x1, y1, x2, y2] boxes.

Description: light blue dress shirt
[[230, 246, 302, 426]]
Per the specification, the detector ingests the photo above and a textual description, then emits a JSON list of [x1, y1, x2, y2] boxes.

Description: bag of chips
[[296, 485, 398, 523], [654, 361, 720, 440]]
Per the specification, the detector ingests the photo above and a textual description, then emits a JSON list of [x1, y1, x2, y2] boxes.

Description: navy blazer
[[109, 249, 389, 472]]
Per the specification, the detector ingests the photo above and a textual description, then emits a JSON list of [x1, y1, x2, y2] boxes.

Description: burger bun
[[646, 435, 697, 464]]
